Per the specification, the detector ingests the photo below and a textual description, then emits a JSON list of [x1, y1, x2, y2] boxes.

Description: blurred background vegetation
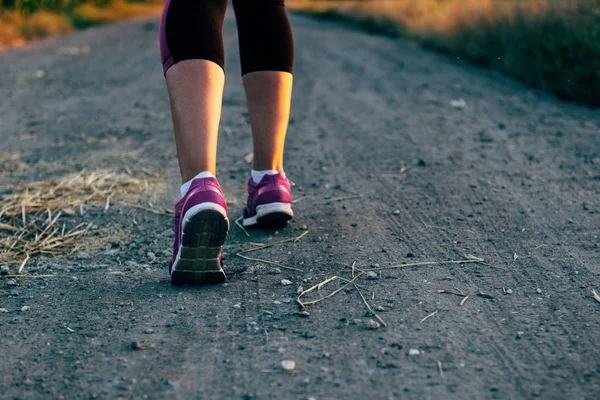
[[1, 0, 598, 107], [289, 0, 600, 107], [0, 0, 162, 48]]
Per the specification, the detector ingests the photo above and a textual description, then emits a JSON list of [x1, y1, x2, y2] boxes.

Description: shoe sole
[[243, 202, 293, 229], [171, 206, 229, 285]]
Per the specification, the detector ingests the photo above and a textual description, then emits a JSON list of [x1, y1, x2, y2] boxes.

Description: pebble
[[408, 349, 421, 356], [536, 288, 542, 294], [281, 279, 293, 286], [375, 306, 385, 312], [506, 289, 513, 294], [0, 265, 10, 275], [144, 329, 155, 334], [392, 210, 401, 215], [281, 360, 296, 372], [366, 271, 378, 280], [268, 268, 282, 275], [233, 303, 241, 309], [21, 306, 31, 312], [6, 280, 16, 286], [296, 286, 304, 294], [367, 319, 380, 330], [298, 310, 310, 317], [9, 289, 19, 297], [301, 225, 308, 230], [147, 252, 156, 261], [0, 308, 9, 313], [450, 98, 467, 109]]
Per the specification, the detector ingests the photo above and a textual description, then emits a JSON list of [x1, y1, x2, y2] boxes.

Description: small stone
[[506, 289, 513, 294], [298, 310, 310, 317], [147, 252, 156, 261], [76, 252, 90, 259], [281, 279, 292, 286], [1, 265, 11, 275], [408, 349, 420, 356], [301, 225, 308, 230], [375, 306, 385, 312], [367, 319, 380, 330], [21, 306, 30, 312], [233, 303, 241, 309], [536, 288, 542, 294], [450, 98, 467, 109], [281, 360, 296, 372], [9, 289, 19, 296], [6, 279, 17, 286], [0, 308, 9, 313], [476, 292, 494, 299], [144, 329, 155, 334], [392, 210, 401, 215], [268, 268, 282, 275], [366, 271, 378, 280], [296, 286, 304, 295], [34, 70, 46, 78]]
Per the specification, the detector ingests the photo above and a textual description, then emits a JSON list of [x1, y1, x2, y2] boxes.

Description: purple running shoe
[[242, 173, 293, 228], [170, 177, 229, 285]]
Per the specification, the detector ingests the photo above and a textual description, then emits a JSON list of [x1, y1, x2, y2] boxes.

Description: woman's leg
[[233, 0, 296, 228], [242, 71, 293, 173], [232, 0, 294, 174], [160, 0, 230, 284], [166, 61, 224, 181], [160, 0, 229, 183]]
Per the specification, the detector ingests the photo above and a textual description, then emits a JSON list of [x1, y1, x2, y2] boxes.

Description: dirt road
[[1, 10, 599, 400]]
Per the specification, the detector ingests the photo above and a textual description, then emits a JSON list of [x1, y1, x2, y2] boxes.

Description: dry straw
[[0, 169, 162, 269]]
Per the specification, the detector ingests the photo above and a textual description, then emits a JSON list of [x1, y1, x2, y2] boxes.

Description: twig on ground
[[297, 273, 363, 309], [17, 254, 30, 274], [460, 296, 469, 306], [592, 289, 600, 303], [234, 217, 250, 237], [294, 230, 309, 243], [292, 195, 311, 204], [352, 281, 387, 327], [438, 289, 465, 297], [438, 361, 445, 380], [420, 310, 438, 323], [238, 231, 309, 254], [362, 255, 485, 272]]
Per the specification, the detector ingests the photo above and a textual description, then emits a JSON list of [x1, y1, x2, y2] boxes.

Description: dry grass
[[72, 0, 162, 27], [290, 0, 600, 107], [0, 1, 162, 49], [0, 169, 162, 267], [20, 11, 73, 39]]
